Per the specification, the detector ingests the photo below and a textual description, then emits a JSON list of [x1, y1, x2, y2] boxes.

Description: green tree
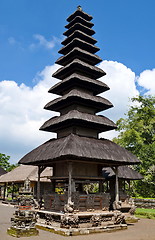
[[0, 153, 18, 172], [113, 95, 155, 197]]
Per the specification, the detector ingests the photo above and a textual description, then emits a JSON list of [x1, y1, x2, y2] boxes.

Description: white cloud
[[8, 34, 61, 51], [8, 37, 17, 45], [0, 60, 154, 164], [30, 34, 61, 50], [99, 60, 139, 139], [0, 64, 59, 163], [137, 68, 155, 95]]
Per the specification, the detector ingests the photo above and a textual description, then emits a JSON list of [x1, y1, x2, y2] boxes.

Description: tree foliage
[[0, 153, 18, 172], [113, 95, 155, 197]]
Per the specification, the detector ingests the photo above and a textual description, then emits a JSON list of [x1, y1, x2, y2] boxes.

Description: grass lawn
[[135, 208, 155, 219]]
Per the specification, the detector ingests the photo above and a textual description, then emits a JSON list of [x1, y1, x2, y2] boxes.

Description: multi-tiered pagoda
[[19, 7, 140, 235]]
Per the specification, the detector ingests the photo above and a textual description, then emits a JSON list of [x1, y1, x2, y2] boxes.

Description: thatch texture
[[62, 30, 97, 46], [40, 110, 116, 132], [52, 59, 105, 80], [56, 47, 102, 66], [59, 38, 99, 55], [44, 89, 113, 113], [0, 165, 52, 183], [64, 22, 95, 37], [0, 167, 6, 176], [65, 16, 94, 29], [102, 166, 143, 180], [19, 134, 140, 166], [49, 73, 109, 95], [67, 8, 93, 22]]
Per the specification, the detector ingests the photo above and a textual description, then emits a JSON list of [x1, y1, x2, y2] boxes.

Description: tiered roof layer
[[40, 7, 116, 137], [19, 7, 140, 166]]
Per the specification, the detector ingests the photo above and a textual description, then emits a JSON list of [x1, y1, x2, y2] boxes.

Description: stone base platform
[[36, 210, 127, 236], [7, 227, 39, 238], [36, 223, 127, 236], [124, 213, 139, 224]]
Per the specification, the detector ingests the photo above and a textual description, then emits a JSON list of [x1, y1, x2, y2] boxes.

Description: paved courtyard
[[0, 203, 155, 240]]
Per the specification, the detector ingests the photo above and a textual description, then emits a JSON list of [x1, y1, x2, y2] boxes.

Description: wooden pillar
[[51, 180, 55, 193], [12, 183, 14, 200], [37, 166, 41, 202], [68, 162, 72, 204], [99, 181, 103, 193], [115, 166, 119, 202], [3, 183, 6, 200], [124, 180, 126, 191], [106, 181, 109, 192]]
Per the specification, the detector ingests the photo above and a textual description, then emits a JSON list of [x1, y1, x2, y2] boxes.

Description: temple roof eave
[[63, 22, 95, 37], [44, 89, 113, 112], [56, 47, 102, 66], [52, 59, 106, 80], [49, 73, 110, 95], [67, 9, 93, 22], [39, 110, 117, 133], [18, 134, 140, 166], [61, 30, 97, 46], [65, 16, 94, 29], [102, 166, 143, 180], [59, 38, 100, 55]]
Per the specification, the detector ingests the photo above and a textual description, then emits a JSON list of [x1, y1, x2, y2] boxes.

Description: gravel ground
[[0, 203, 155, 240]]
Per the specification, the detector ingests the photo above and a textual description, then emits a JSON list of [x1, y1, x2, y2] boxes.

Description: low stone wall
[[44, 192, 110, 211], [134, 198, 155, 209]]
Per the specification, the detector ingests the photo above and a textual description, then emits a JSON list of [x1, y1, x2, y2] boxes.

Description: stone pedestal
[[7, 209, 39, 237], [36, 209, 127, 236]]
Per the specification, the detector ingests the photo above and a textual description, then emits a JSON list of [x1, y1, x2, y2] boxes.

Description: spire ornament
[[77, 5, 82, 11]]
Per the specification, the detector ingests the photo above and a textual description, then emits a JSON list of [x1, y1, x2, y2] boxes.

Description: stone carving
[[64, 201, 74, 213], [60, 214, 79, 228], [113, 200, 122, 210], [72, 192, 79, 210], [112, 211, 125, 224], [86, 195, 94, 210], [45, 213, 54, 225], [90, 214, 102, 227], [8, 209, 39, 237], [129, 205, 136, 215], [52, 194, 61, 211], [18, 195, 35, 208], [102, 216, 112, 222]]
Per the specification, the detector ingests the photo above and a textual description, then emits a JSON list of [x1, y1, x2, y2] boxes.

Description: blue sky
[[0, 0, 155, 164], [1, 0, 155, 86]]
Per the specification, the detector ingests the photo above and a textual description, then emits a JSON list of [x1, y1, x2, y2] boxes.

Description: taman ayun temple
[[19, 7, 140, 235]]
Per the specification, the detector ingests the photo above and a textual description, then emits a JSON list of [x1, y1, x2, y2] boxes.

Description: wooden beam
[[115, 166, 119, 202], [37, 166, 41, 203], [68, 162, 72, 204]]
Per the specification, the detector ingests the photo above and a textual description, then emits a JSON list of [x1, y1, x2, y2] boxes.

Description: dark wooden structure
[[102, 166, 143, 209], [19, 7, 140, 234], [0, 167, 7, 199]]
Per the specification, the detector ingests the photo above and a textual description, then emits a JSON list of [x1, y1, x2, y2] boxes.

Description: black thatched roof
[[44, 89, 113, 113], [62, 30, 97, 46], [40, 110, 117, 133], [56, 47, 102, 66], [102, 166, 143, 180], [59, 38, 99, 55], [52, 59, 105, 80], [0, 165, 52, 183], [0, 166, 7, 176], [19, 134, 140, 166], [65, 16, 94, 29], [67, 8, 93, 22], [64, 22, 95, 37], [49, 73, 109, 96]]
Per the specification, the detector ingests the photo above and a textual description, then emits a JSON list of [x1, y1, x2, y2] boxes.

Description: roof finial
[[77, 5, 82, 11]]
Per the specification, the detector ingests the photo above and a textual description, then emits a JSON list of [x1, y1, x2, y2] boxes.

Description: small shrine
[[7, 176, 39, 238], [19, 7, 140, 235]]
